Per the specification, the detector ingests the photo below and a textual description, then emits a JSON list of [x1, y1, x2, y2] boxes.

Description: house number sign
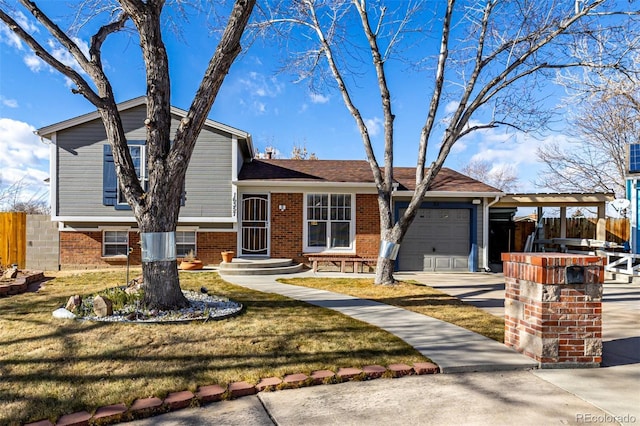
[[140, 232, 177, 262]]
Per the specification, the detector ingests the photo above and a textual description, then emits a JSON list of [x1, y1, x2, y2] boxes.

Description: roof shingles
[[238, 159, 500, 193]]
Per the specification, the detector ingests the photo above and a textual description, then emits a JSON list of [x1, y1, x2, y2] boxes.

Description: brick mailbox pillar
[[501, 253, 604, 368]]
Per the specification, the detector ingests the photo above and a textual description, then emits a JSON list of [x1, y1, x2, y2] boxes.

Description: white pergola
[[494, 192, 615, 241]]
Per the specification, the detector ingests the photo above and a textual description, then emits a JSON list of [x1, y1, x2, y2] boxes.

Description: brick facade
[[355, 194, 380, 257], [60, 230, 236, 269], [196, 232, 237, 265], [59, 193, 381, 268], [270, 193, 305, 264], [502, 253, 603, 368]]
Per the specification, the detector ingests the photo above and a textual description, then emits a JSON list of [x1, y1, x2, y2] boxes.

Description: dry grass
[[0, 270, 426, 425], [278, 277, 504, 343]]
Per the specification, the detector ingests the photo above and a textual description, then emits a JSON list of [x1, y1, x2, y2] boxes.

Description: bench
[[306, 255, 378, 273]]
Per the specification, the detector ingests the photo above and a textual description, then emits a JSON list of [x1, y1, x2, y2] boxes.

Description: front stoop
[[218, 258, 304, 276]]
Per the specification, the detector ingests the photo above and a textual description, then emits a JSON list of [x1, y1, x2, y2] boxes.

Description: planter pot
[[221, 251, 235, 263], [179, 260, 204, 270]]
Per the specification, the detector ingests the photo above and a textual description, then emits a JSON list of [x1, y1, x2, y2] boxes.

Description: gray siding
[[56, 105, 233, 218]]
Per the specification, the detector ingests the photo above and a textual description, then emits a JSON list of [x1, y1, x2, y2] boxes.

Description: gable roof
[[35, 96, 252, 145], [238, 159, 501, 194]]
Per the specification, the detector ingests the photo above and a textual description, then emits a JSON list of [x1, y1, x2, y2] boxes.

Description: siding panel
[[56, 105, 233, 218]]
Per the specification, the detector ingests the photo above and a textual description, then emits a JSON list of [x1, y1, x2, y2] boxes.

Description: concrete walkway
[[122, 271, 639, 426], [221, 270, 537, 373]]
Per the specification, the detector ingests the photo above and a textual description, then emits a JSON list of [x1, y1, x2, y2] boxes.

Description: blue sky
[[0, 2, 575, 208]]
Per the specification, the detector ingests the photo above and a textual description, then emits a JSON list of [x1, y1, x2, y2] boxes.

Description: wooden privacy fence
[[0, 212, 26, 268], [515, 218, 630, 252]]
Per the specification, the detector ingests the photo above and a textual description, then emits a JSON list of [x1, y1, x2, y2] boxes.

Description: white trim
[[303, 192, 356, 254], [51, 215, 237, 223], [234, 180, 378, 189], [393, 190, 504, 198], [36, 96, 251, 141], [231, 135, 239, 220], [102, 229, 130, 257], [98, 225, 132, 231], [482, 196, 502, 271], [49, 134, 58, 218]]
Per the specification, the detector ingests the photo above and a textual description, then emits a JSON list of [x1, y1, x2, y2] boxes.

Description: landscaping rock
[[93, 295, 113, 317], [53, 308, 76, 319], [2, 266, 18, 280], [65, 295, 82, 313], [126, 275, 144, 294]]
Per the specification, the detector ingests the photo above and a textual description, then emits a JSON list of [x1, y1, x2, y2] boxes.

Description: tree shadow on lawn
[[0, 279, 426, 424]]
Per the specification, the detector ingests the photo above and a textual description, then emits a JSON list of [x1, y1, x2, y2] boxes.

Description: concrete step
[[219, 263, 304, 276], [220, 258, 295, 269]]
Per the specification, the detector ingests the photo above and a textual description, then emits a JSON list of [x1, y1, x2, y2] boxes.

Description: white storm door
[[241, 194, 270, 256]]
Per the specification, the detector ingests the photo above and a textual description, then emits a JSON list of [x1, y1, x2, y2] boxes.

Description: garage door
[[398, 208, 470, 271]]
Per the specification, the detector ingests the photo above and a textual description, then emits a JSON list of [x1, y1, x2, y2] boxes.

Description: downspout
[[483, 195, 501, 272]]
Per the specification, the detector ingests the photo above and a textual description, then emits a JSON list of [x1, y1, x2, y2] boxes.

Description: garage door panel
[[398, 208, 470, 272]]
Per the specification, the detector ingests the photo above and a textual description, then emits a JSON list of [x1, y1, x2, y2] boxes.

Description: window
[[103, 231, 129, 256], [176, 231, 196, 257], [306, 193, 353, 250], [118, 144, 147, 205]]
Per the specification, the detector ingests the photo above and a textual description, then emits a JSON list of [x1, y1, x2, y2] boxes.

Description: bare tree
[[537, 76, 639, 198], [291, 143, 318, 160], [0, 0, 256, 309], [259, 0, 640, 284], [462, 160, 519, 192], [0, 177, 49, 214]]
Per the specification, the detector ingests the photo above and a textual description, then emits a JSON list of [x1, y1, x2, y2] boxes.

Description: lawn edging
[[27, 362, 439, 425]]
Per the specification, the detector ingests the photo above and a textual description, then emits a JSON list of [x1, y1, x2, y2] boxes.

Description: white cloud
[[239, 72, 283, 98], [0, 119, 49, 194], [310, 93, 329, 104], [365, 117, 383, 137], [0, 11, 38, 50], [24, 53, 44, 72], [1, 97, 18, 108], [444, 101, 459, 114]]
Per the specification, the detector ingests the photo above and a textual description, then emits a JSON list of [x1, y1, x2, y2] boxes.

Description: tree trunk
[[375, 256, 396, 285], [142, 260, 189, 310]]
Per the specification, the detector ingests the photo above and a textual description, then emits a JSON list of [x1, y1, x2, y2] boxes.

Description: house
[[37, 97, 503, 271]]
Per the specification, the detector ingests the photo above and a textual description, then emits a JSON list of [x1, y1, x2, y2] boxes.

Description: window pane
[[330, 222, 350, 248], [104, 231, 127, 243], [308, 222, 326, 247]]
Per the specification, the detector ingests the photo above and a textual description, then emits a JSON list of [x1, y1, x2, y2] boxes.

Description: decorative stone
[[227, 381, 256, 398], [56, 410, 91, 426], [164, 391, 194, 410], [65, 295, 82, 313], [125, 276, 144, 294], [2, 266, 18, 280], [129, 397, 163, 415], [92, 403, 127, 421], [256, 377, 282, 391], [52, 308, 76, 319], [93, 295, 113, 317], [387, 364, 413, 377], [413, 362, 439, 375], [310, 370, 335, 385], [362, 365, 387, 379], [196, 384, 225, 403], [337, 367, 363, 380], [282, 373, 308, 387]]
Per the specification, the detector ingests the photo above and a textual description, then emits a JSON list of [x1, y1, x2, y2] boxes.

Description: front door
[[241, 194, 269, 256]]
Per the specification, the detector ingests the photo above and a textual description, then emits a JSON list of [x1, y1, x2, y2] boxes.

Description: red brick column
[[501, 253, 604, 368]]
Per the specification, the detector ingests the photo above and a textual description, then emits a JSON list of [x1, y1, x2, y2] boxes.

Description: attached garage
[[397, 207, 473, 271]]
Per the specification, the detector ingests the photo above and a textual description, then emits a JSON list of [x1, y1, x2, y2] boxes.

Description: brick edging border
[[26, 362, 439, 425]]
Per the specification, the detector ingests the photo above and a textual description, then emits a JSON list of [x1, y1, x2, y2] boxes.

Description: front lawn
[[0, 270, 426, 425], [278, 277, 505, 343]]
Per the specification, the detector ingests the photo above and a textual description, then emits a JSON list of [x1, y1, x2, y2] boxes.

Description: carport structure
[[493, 192, 615, 242]]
